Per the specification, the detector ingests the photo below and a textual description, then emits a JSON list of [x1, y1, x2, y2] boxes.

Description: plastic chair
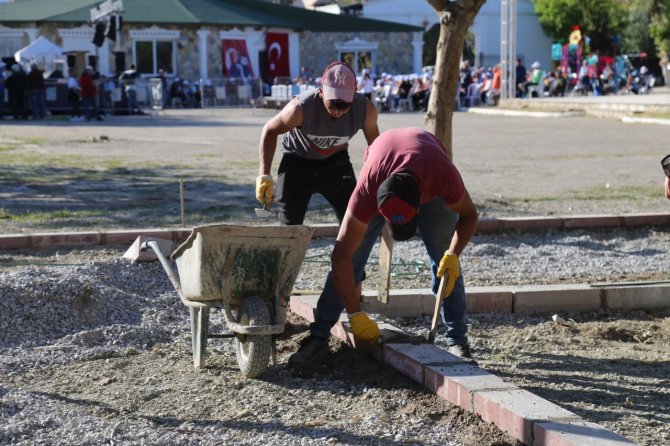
[[464, 83, 481, 107], [215, 87, 227, 105]]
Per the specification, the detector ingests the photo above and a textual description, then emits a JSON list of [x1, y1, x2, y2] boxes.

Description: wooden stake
[[179, 177, 185, 227], [378, 224, 393, 304]]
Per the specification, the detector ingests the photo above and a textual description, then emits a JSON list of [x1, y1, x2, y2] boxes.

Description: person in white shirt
[[357, 69, 375, 102], [67, 70, 82, 121]]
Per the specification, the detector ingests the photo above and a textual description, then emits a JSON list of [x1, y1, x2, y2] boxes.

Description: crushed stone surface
[[1, 227, 669, 445]]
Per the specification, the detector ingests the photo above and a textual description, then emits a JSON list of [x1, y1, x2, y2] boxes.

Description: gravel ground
[[1, 227, 669, 445], [1, 109, 669, 444]]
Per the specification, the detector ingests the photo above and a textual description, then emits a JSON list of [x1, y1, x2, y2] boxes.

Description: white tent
[[14, 36, 64, 66]]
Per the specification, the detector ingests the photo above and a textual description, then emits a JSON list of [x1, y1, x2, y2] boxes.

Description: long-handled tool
[[427, 274, 448, 344]]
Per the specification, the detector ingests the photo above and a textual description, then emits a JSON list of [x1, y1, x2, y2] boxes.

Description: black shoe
[[287, 336, 328, 370], [448, 344, 473, 359]]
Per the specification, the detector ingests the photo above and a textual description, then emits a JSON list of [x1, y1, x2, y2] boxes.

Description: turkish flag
[[266, 32, 289, 82]]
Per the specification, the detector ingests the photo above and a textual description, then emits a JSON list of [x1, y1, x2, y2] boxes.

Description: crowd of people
[[289, 67, 436, 113], [0, 62, 47, 120], [512, 55, 658, 99]]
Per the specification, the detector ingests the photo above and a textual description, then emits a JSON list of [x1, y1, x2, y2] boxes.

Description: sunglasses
[[326, 99, 352, 111], [663, 154, 670, 177]]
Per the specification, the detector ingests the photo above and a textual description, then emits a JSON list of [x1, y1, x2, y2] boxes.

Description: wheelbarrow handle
[[141, 240, 207, 309]]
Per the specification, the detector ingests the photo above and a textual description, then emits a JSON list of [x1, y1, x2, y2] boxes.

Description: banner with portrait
[[221, 39, 254, 79], [265, 32, 290, 83]]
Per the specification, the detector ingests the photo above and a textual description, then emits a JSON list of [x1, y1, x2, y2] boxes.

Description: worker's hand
[[665, 176, 670, 200], [437, 250, 460, 298], [255, 175, 274, 205], [348, 312, 380, 343]]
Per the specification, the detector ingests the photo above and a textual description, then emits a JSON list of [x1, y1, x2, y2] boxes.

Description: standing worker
[[288, 127, 479, 370], [256, 61, 379, 225]]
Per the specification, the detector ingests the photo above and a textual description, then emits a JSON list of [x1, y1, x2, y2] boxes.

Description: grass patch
[[634, 112, 670, 120], [0, 208, 108, 222], [573, 184, 657, 201], [194, 152, 220, 158], [21, 137, 46, 145], [508, 185, 657, 203]]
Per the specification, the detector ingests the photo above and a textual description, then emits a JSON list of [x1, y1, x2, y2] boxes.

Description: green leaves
[[533, 0, 627, 48]]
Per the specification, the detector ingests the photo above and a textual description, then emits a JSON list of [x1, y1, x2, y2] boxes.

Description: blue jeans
[[29, 90, 45, 119], [310, 198, 468, 346], [126, 88, 137, 113], [82, 96, 95, 120]]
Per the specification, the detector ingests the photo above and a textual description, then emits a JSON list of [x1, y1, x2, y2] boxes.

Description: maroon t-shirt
[[348, 127, 465, 223]]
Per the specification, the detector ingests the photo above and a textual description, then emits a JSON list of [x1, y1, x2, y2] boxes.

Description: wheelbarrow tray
[[171, 224, 314, 304]]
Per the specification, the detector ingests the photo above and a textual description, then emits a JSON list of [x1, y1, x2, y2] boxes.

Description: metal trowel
[[378, 325, 427, 345], [255, 201, 272, 218]]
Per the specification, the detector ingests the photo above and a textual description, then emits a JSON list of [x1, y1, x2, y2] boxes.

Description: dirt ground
[[2, 308, 521, 446], [1, 109, 670, 444], [1, 234, 668, 445]]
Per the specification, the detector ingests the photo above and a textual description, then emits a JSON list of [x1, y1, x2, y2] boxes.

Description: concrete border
[[467, 107, 586, 119], [290, 296, 637, 446], [1, 213, 669, 250], [622, 116, 670, 126]]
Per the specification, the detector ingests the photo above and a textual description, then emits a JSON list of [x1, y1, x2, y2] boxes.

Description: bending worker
[[288, 127, 479, 369], [256, 61, 379, 225]]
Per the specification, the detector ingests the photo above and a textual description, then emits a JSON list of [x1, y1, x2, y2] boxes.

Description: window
[[336, 37, 377, 74], [338, 50, 373, 74], [134, 40, 174, 75], [357, 52, 372, 72]]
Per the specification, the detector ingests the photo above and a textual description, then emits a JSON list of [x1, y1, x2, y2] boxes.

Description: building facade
[[0, 0, 422, 83]]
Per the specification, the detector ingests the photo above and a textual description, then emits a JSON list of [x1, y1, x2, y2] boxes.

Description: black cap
[[377, 172, 420, 241]]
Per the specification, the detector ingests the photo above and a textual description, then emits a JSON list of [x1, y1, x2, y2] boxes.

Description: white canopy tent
[[14, 36, 65, 71]]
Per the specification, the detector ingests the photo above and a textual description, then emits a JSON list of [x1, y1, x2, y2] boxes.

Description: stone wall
[[299, 31, 415, 77]]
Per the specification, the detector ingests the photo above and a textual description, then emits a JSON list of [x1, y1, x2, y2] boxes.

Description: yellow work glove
[[348, 312, 381, 343], [255, 174, 274, 205], [437, 250, 460, 298]]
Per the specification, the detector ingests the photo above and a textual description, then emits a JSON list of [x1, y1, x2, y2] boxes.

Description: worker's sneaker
[[287, 336, 329, 370], [448, 344, 473, 360]]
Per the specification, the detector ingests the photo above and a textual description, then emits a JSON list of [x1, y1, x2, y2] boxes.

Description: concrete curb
[[290, 296, 636, 446], [622, 116, 670, 126], [467, 108, 586, 118], [357, 280, 669, 315], [2, 213, 669, 250]]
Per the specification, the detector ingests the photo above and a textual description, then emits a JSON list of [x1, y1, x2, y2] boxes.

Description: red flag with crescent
[[265, 32, 289, 82]]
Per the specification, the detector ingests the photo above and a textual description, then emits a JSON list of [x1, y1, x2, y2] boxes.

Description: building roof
[[0, 0, 422, 32]]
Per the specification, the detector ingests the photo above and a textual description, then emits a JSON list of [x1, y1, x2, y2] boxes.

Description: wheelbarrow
[[142, 224, 314, 378]]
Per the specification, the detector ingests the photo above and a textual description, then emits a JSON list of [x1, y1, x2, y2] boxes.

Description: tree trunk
[[425, 0, 487, 160]]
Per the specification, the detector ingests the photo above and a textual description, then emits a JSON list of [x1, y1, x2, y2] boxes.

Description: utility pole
[[500, 0, 517, 100]]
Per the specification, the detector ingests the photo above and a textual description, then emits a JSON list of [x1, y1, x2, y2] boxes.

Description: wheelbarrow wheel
[[234, 295, 272, 378]]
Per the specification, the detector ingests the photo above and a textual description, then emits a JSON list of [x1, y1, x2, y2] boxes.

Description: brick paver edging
[[2, 213, 669, 251], [290, 296, 636, 446]]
